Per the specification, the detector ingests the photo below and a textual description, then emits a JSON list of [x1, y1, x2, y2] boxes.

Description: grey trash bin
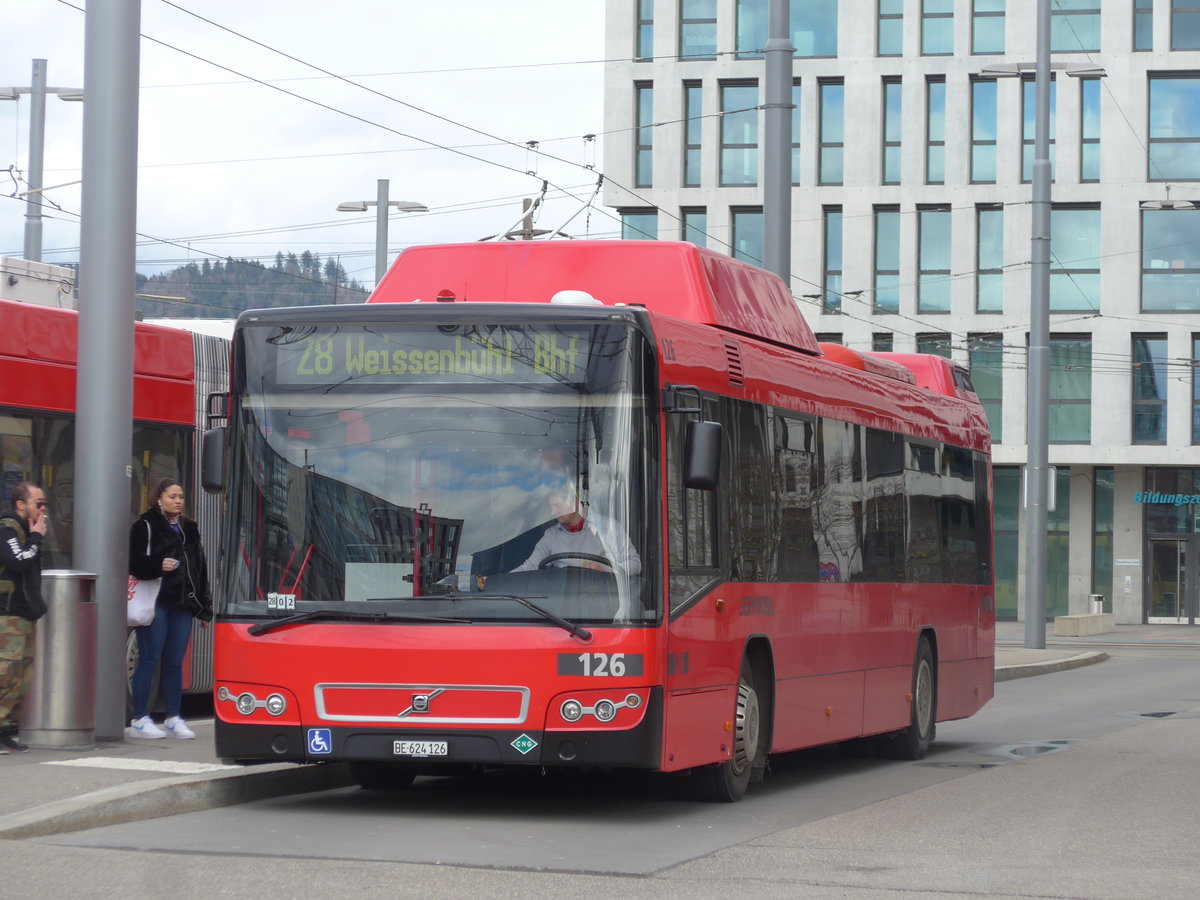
[[1088, 593, 1105, 614], [20, 570, 97, 750]]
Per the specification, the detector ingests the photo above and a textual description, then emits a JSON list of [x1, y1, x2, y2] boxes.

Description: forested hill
[[136, 251, 369, 318]]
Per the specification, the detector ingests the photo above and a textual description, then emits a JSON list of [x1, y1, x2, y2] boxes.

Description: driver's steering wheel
[[537, 552, 614, 571]]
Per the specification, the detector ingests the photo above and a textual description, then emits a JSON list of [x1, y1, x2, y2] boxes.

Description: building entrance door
[[1148, 539, 1193, 624]]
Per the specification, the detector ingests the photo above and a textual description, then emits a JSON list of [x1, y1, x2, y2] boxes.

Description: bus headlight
[[236, 692, 257, 716], [560, 699, 584, 722], [592, 699, 617, 723], [265, 693, 287, 716]]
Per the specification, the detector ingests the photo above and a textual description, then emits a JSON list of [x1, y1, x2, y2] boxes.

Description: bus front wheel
[[690, 658, 763, 802]]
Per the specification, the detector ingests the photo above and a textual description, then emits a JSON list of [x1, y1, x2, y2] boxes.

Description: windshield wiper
[[247, 608, 466, 636], [402, 592, 593, 643]]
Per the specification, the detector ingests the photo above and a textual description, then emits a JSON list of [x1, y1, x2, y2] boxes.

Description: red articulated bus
[[0, 294, 227, 703], [205, 241, 994, 801]]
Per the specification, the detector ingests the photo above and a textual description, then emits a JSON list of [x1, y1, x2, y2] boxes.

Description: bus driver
[[511, 484, 641, 576]]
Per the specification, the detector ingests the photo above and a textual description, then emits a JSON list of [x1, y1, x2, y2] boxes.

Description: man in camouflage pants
[[0, 483, 48, 753]]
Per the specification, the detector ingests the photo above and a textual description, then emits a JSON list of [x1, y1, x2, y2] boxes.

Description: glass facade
[[732, 207, 764, 264], [820, 81, 844, 185], [621, 210, 658, 240], [1149, 76, 1200, 180], [972, 79, 997, 183], [1172, 0, 1200, 50], [1135, 0, 1153, 50], [636, 83, 653, 188], [874, 206, 901, 314], [1050, 205, 1101, 312], [1142, 209, 1200, 312], [684, 82, 702, 188], [927, 78, 946, 184], [720, 82, 759, 186], [883, 79, 902, 185], [1093, 467, 1114, 612], [792, 81, 802, 186], [977, 204, 1004, 313], [879, 0, 903, 56], [1132, 334, 1169, 444], [972, 0, 1005, 54], [636, 0, 653, 60], [1046, 466, 1072, 618], [1080, 77, 1100, 182], [682, 208, 707, 247], [994, 466, 1019, 619], [823, 206, 843, 313], [1195, 336, 1200, 444], [1049, 335, 1092, 443], [680, 0, 717, 59], [1051, 0, 1100, 52], [969, 333, 1004, 443], [922, 0, 954, 55], [736, 0, 837, 58], [918, 207, 951, 313], [872, 333, 894, 351], [916, 333, 952, 357]]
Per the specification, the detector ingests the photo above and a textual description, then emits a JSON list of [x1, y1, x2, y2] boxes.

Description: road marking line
[[42, 757, 239, 775]]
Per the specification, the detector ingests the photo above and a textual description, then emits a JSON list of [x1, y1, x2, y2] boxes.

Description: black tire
[[884, 636, 936, 760], [690, 657, 764, 802], [351, 762, 418, 791]]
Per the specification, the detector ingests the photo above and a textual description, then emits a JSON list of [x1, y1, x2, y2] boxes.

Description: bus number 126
[[557, 652, 644, 677]]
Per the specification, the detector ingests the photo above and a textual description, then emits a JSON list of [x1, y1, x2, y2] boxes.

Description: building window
[[1080, 77, 1100, 182], [879, 0, 903, 56], [721, 82, 759, 186], [972, 0, 1005, 54], [994, 466, 1019, 618], [1093, 467, 1114, 611], [684, 81, 703, 187], [917, 333, 952, 357], [1047, 467, 1072, 617], [971, 79, 997, 183], [874, 206, 900, 314], [1133, 334, 1169, 444], [1049, 335, 1091, 443], [736, 0, 837, 58], [635, 82, 653, 188], [1050, 205, 1100, 312], [969, 333, 1003, 443], [927, 78, 946, 184], [1149, 76, 1200, 181], [792, 81, 802, 186], [918, 206, 951, 313], [1143, 209, 1200, 311], [1023, 77, 1057, 182], [680, 0, 717, 59], [621, 209, 658, 240], [819, 81, 844, 185], [636, 0, 654, 60], [1193, 335, 1200, 442], [682, 208, 707, 247], [814, 332, 843, 344], [882, 78, 902, 185], [922, 0, 954, 55], [1173, 0, 1200, 50], [732, 207, 764, 264], [823, 206, 843, 313], [977, 204, 1004, 313], [1052, 0, 1100, 52], [1135, 0, 1153, 51], [872, 333, 894, 351]]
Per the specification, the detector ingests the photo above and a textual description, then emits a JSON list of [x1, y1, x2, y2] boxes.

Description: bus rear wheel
[[884, 636, 936, 760], [691, 658, 763, 802]]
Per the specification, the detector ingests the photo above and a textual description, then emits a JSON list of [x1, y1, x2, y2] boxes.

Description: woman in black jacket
[[126, 478, 213, 740]]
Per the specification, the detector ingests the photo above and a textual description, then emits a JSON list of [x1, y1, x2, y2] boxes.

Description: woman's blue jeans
[[131, 604, 193, 720]]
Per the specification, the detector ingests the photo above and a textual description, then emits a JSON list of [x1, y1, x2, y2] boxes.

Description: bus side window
[[667, 406, 719, 612]]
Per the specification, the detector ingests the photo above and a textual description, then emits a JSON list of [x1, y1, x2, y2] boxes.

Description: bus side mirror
[[684, 420, 722, 490], [201, 426, 227, 493]]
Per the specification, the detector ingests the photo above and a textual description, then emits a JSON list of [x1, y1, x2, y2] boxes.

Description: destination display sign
[[268, 324, 594, 386]]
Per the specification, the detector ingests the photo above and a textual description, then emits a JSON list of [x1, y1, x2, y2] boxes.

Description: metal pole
[[762, 0, 793, 279], [1024, 0, 1051, 649], [375, 178, 389, 285], [24, 59, 47, 262], [77, 0, 141, 739]]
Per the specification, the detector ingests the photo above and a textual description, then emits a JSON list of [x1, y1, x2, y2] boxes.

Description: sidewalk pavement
[[1, 622, 1194, 840]]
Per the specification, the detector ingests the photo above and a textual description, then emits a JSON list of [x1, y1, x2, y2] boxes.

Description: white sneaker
[[163, 717, 195, 740], [127, 716, 166, 739]]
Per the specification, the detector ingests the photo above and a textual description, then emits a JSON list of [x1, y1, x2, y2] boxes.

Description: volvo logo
[[398, 688, 444, 718]]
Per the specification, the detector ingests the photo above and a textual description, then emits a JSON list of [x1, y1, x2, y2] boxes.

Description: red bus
[[0, 292, 227, 701], [204, 241, 994, 801]]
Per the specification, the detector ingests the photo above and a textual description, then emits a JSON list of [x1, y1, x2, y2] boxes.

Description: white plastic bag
[[127, 575, 160, 627]]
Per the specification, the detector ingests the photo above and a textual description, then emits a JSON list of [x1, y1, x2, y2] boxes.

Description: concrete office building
[[603, 0, 1200, 625]]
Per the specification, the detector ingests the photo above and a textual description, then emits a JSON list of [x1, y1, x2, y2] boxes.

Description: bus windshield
[[222, 318, 658, 626]]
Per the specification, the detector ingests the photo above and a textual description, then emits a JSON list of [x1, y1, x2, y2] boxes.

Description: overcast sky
[[1, 1, 609, 289]]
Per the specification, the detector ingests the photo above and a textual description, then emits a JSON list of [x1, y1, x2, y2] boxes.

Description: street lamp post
[[336, 178, 427, 285], [981, 34, 1103, 648], [0, 59, 84, 262]]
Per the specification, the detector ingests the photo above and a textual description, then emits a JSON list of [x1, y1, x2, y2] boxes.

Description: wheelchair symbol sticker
[[307, 728, 332, 755]]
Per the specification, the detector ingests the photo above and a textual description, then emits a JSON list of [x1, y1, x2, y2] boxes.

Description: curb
[[994, 650, 1109, 682], [0, 761, 355, 840]]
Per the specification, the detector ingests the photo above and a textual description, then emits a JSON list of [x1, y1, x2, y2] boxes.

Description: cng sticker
[[511, 734, 538, 755]]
